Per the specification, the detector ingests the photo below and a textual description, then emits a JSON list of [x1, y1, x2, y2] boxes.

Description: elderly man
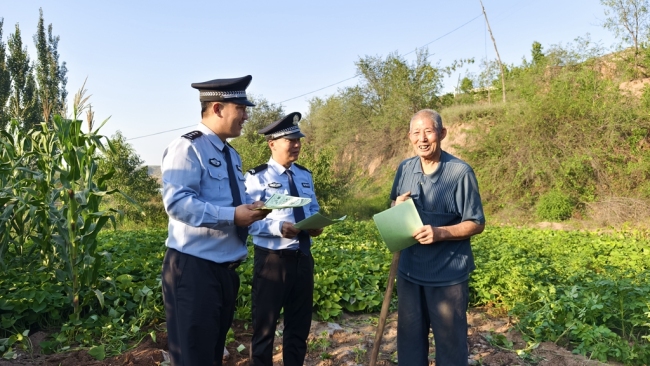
[[161, 75, 270, 366], [244, 112, 322, 366], [391, 109, 485, 366]]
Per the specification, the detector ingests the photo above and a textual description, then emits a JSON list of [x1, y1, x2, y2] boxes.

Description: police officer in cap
[[161, 75, 270, 366], [245, 112, 323, 366]]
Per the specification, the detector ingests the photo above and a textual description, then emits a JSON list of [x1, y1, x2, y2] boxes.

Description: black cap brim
[[229, 98, 255, 107], [271, 131, 306, 140]]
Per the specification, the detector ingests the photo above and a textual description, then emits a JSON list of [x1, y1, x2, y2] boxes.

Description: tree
[[601, 0, 650, 75], [6, 23, 41, 129], [356, 50, 444, 121], [230, 95, 284, 171], [98, 131, 163, 225], [239, 95, 284, 143], [0, 19, 11, 127], [307, 49, 447, 158], [34, 8, 68, 123], [531, 41, 545, 65], [459, 77, 474, 94], [301, 49, 455, 215]]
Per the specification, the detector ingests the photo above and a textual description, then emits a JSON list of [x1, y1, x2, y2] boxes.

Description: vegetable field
[[1, 221, 649, 364]]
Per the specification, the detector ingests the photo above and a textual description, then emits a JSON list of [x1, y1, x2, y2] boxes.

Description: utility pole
[[480, 0, 506, 103]]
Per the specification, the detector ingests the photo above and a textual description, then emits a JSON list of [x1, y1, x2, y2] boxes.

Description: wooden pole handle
[[369, 251, 400, 366]]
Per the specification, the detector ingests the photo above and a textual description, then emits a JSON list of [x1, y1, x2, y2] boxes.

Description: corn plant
[[0, 89, 141, 320]]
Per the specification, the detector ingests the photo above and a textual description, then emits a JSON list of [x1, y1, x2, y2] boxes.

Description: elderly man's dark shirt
[[390, 150, 485, 286]]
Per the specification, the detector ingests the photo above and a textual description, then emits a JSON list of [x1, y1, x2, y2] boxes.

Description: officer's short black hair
[[201, 101, 214, 118]]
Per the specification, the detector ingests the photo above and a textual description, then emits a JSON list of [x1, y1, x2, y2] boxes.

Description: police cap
[[258, 112, 306, 140], [191, 75, 255, 106]]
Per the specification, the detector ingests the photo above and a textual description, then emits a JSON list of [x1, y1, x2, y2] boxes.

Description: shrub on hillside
[[458, 40, 650, 219], [535, 190, 574, 221]]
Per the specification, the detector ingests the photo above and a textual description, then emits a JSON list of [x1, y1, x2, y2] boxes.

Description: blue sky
[[4, 1, 617, 165]]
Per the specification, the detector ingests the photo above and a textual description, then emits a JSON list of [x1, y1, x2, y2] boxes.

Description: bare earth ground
[[1, 307, 619, 366]]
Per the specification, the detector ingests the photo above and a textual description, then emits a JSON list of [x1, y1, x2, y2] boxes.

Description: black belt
[[255, 246, 304, 257], [216, 260, 242, 270]]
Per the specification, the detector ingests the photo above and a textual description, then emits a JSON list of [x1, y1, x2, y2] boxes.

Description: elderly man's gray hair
[[410, 109, 444, 133]]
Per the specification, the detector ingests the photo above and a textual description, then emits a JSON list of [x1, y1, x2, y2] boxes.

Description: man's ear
[[440, 127, 448, 141], [212, 102, 223, 117]]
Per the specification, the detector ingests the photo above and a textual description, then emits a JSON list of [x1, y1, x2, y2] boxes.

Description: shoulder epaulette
[[247, 164, 268, 175], [182, 131, 203, 140], [293, 163, 311, 173]]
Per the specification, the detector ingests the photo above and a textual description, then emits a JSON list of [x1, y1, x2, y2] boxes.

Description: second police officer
[[245, 112, 323, 366]]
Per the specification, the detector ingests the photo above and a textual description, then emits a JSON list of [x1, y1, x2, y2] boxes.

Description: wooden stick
[[369, 251, 400, 366]]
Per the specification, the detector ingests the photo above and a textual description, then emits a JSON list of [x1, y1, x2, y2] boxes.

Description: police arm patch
[[247, 164, 268, 175], [181, 130, 203, 140]]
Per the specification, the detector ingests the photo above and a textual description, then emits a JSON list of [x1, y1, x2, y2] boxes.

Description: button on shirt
[[245, 158, 320, 251], [161, 123, 251, 263]]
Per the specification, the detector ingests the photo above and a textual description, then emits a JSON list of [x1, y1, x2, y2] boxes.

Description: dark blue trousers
[[162, 248, 240, 366], [397, 276, 469, 366], [250, 247, 314, 366]]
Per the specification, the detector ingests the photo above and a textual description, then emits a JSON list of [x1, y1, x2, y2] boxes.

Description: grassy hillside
[[301, 45, 650, 227]]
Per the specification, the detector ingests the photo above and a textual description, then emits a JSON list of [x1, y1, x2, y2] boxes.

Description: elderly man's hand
[[307, 228, 324, 237], [281, 222, 301, 238], [413, 225, 437, 245], [394, 191, 411, 206]]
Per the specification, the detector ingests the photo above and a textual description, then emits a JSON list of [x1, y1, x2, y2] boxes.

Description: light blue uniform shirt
[[245, 158, 320, 251], [161, 123, 251, 263]]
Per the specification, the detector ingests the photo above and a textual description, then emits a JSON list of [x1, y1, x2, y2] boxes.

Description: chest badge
[[268, 182, 282, 188], [209, 158, 221, 167], [301, 183, 310, 188]]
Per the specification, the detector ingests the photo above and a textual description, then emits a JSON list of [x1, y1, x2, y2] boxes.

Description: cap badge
[[293, 115, 300, 125], [209, 158, 221, 167], [301, 183, 310, 188], [268, 182, 282, 188]]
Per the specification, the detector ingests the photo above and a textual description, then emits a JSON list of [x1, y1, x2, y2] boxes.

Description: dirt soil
[[1, 307, 619, 366]]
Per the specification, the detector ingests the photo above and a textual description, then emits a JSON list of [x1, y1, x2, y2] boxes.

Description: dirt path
[[2, 307, 618, 366]]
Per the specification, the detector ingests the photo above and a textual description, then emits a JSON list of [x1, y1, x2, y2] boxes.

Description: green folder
[[294, 213, 347, 230], [372, 199, 423, 253]]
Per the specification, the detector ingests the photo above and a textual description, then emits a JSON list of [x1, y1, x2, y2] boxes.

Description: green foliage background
[[4, 4, 650, 364], [288, 37, 650, 222], [1, 224, 649, 363], [98, 131, 165, 228], [458, 39, 650, 218]]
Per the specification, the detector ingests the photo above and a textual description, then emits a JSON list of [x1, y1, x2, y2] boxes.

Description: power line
[[277, 74, 361, 104], [402, 13, 483, 57], [128, 124, 195, 141], [279, 14, 483, 103], [127, 13, 483, 142]]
